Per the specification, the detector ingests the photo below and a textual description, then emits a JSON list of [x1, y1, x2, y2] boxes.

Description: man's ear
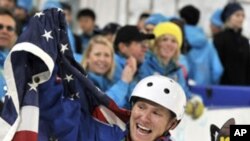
[[169, 119, 180, 130], [118, 42, 128, 54]]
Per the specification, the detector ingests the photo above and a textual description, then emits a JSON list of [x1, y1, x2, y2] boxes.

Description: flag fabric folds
[[0, 8, 130, 141]]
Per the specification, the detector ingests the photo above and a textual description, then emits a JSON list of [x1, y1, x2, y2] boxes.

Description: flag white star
[[3, 85, 7, 91], [42, 30, 53, 42], [64, 74, 73, 82], [28, 82, 38, 92], [69, 96, 74, 101], [69, 94, 75, 101], [57, 8, 63, 12], [60, 44, 69, 54], [75, 92, 80, 98], [34, 12, 45, 18], [68, 92, 79, 100]]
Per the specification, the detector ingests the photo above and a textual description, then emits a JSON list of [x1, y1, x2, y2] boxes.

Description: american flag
[[0, 8, 129, 141]]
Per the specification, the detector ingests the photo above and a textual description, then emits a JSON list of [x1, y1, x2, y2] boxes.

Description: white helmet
[[130, 75, 187, 120]]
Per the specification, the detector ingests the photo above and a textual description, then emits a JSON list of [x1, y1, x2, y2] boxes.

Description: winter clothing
[[213, 28, 250, 85], [144, 13, 169, 26], [184, 25, 223, 85], [140, 53, 191, 99], [179, 54, 189, 78], [210, 9, 223, 27], [0, 51, 8, 100], [87, 71, 130, 108], [221, 2, 243, 22], [113, 54, 145, 108], [153, 22, 183, 48]]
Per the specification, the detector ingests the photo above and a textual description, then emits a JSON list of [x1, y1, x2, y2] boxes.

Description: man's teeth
[[137, 124, 151, 132]]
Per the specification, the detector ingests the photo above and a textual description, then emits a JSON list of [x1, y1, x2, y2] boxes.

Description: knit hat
[[144, 13, 169, 26], [179, 5, 200, 25], [210, 9, 223, 27], [153, 22, 183, 48], [221, 2, 243, 22]]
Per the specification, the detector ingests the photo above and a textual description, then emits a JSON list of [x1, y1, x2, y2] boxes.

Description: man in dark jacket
[[213, 2, 250, 85]]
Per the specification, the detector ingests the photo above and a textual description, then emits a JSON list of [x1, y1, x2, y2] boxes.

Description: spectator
[[213, 2, 250, 85], [143, 13, 169, 60], [81, 36, 136, 107], [77, 8, 100, 53], [112, 25, 154, 108], [140, 22, 191, 98], [0, 8, 17, 99], [0, 8, 17, 52], [141, 22, 205, 119], [179, 5, 223, 85]]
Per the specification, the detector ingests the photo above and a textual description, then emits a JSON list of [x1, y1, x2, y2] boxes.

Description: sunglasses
[[0, 24, 15, 32]]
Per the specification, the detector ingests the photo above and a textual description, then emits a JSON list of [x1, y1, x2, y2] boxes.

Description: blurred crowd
[[0, 0, 250, 119]]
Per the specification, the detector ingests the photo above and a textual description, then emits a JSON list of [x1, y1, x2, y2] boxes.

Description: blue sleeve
[[178, 54, 190, 75], [106, 80, 129, 108], [177, 69, 192, 99], [0, 70, 5, 100], [210, 43, 224, 84], [139, 61, 153, 78]]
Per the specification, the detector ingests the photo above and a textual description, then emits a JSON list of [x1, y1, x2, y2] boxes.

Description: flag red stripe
[[12, 131, 37, 141]]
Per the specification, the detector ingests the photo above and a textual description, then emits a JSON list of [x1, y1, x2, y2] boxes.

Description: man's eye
[[153, 111, 162, 116], [138, 105, 144, 109]]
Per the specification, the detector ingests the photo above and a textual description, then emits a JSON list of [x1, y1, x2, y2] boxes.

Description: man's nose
[[140, 110, 151, 122]]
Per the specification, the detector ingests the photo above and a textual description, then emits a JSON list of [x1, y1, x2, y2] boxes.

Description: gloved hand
[[185, 95, 204, 119]]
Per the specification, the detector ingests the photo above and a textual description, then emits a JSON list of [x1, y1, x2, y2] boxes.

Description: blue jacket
[[113, 54, 145, 108], [179, 54, 189, 78], [185, 25, 223, 85], [0, 51, 8, 100], [140, 53, 191, 99], [87, 71, 130, 107]]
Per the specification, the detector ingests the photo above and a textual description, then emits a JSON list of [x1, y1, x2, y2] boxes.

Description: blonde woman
[[82, 35, 137, 107], [141, 22, 191, 98]]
